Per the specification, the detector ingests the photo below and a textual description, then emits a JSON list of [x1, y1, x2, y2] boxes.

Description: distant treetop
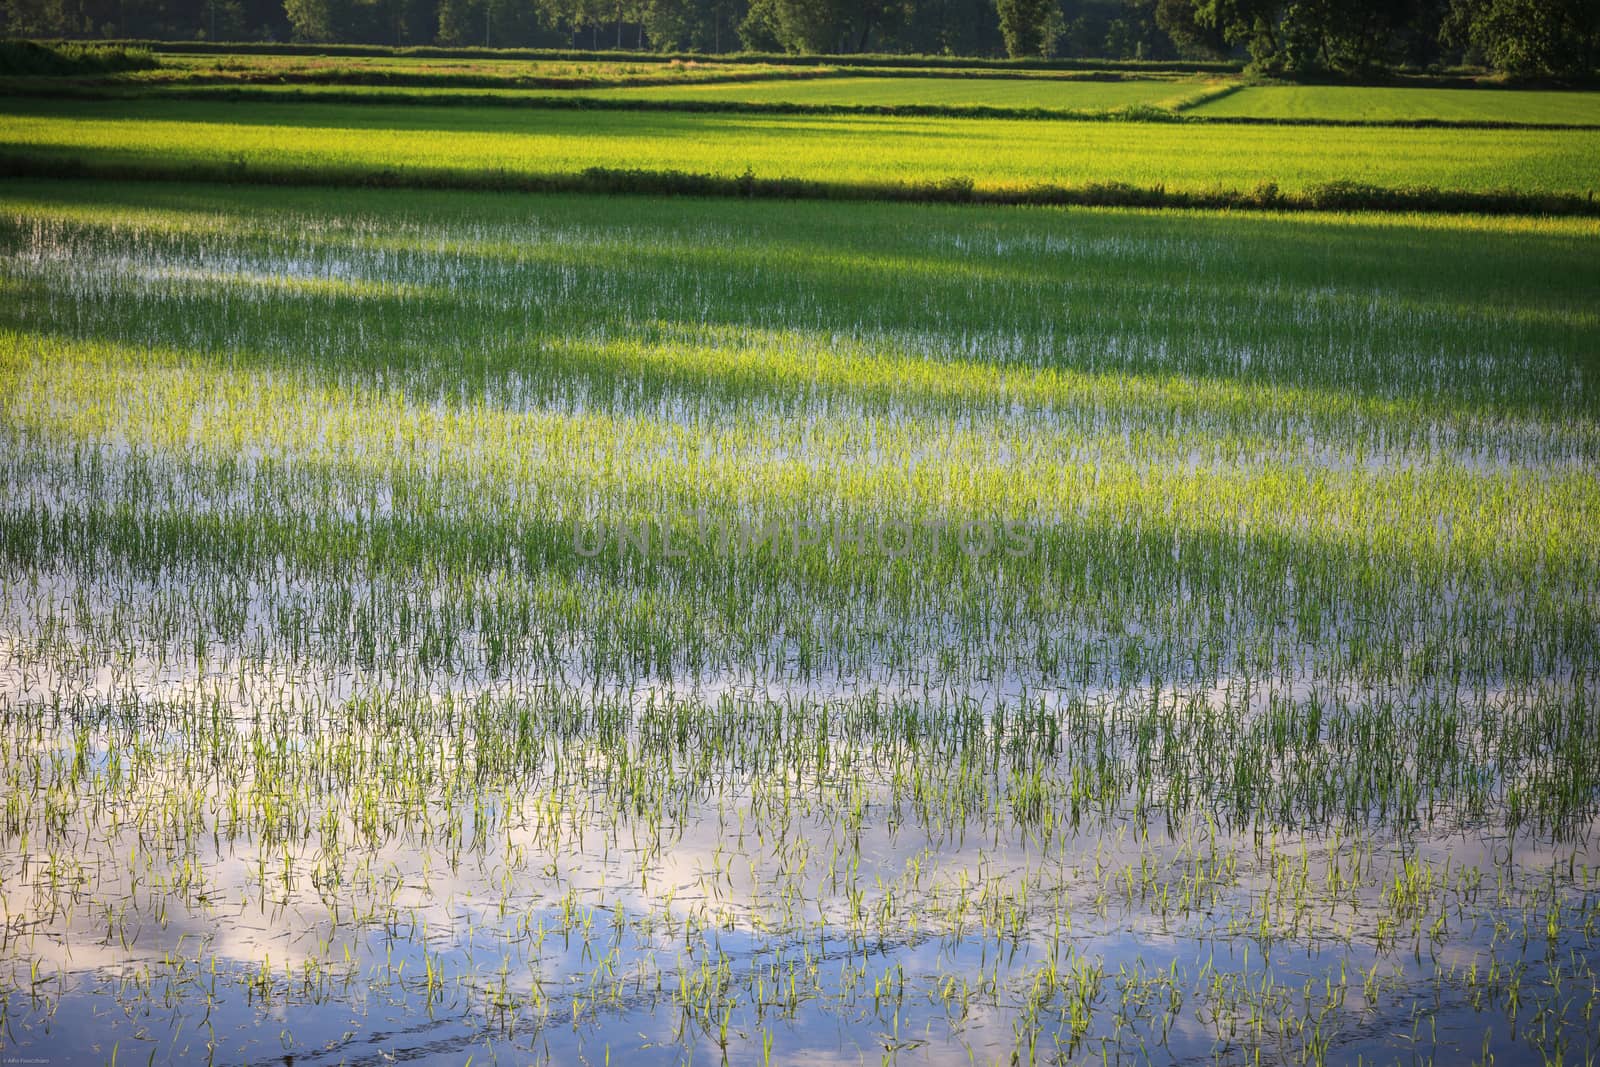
[[2, 0, 1595, 79]]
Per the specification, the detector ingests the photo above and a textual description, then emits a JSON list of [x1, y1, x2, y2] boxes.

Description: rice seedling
[[0, 178, 1594, 1064]]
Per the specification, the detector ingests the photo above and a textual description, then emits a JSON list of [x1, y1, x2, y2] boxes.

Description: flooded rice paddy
[[0, 183, 1597, 1064]]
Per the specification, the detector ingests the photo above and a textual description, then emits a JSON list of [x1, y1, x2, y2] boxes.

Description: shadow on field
[[1, 178, 1595, 419], [0, 94, 966, 140]]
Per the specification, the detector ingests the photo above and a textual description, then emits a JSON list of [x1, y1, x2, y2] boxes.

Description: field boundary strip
[[88, 66, 849, 92], [3, 152, 1596, 217], [6, 80, 1598, 130]]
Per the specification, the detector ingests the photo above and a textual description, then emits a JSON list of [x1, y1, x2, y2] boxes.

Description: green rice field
[[19, 51, 1598, 128], [129, 72, 1217, 114], [146, 52, 820, 85], [1189, 85, 1600, 125], [527, 73, 1213, 109], [3, 97, 1597, 200], [0, 175, 1597, 1064]]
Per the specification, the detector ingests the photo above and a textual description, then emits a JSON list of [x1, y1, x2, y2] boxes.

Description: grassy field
[[17, 48, 1600, 127], [117, 72, 1223, 115], [0, 178, 1597, 1064], [546, 73, 1215, 109], [3, 97, 1597, 204], [1193, 84, 1600, 125], [143, 51, 820, 82]]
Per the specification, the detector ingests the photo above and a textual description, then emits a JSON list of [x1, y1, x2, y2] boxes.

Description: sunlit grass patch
[[1190, 84, 1600, 125], [3, 97, 1596, 205]]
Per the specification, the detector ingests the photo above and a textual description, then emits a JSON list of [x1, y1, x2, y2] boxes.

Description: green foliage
[[7, 0, 1591, 72], [1189, 0, 1278, 64], [996, 0, 1056, 58], [1171, 0, 1454, 74], [432, 0, 554, 47], [281, 0, 334, 38], [1444, 0, 1600, 77], [1271, 0, 1403, 74], [0, 39, 157, 72], [2, 0, 289, 42], [640, 0, 741, 51], [1155, 0, 1227, 57], [281, 0, 444, 44], [738, 0, 899, 53]]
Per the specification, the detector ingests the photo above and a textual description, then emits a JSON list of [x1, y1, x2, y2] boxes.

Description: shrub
[[0, 40, 159, 76]]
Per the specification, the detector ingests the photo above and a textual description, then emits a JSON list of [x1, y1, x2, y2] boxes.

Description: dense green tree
[[2, 0, 118, 34], [283, 0, 423, 42], [12, 0, 1582, 74], [1164, 0, 1438, 73], [886, 0, 998, 53], [1155, 0, 1227, 56], [1052, 0, 1176, 59], [1444, 0, 1599, 76], [1395, 0, 1451, 67], [282, 0, 334, 37], [741, 0, 838, 50], [1187, 0, 1281, 66], [1275, 0, 1400, 73], [545, 0, 618, 47], [995, 0, 1055, 56], [737, 0, 899, 51], [1101, 0, 1174, 59], [642, 0, 745, 50]]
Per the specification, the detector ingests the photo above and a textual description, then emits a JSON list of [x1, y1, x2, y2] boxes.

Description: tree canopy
[[3, 0, 1595, 77]]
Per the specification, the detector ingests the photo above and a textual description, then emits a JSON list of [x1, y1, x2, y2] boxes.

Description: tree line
[[4, 0, 1596, 77]]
